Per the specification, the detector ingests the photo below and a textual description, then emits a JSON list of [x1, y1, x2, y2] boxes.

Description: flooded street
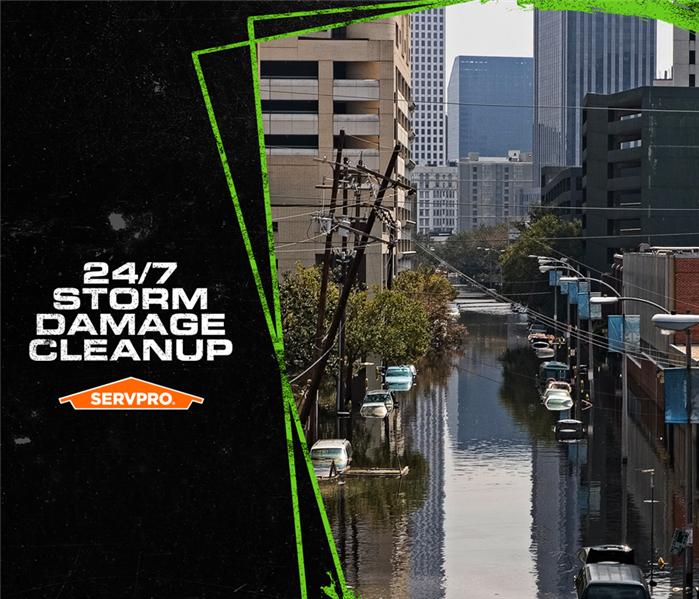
[[320, 309, 688, 598]]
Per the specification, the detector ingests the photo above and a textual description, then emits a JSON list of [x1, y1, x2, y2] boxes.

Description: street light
[[589, 295, 672, 548], [652, 313, 699, 599]]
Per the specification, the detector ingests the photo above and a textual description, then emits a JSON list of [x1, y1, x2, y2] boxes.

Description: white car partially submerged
[[360, 389, 394, 419], [309, 439, 353, 479]]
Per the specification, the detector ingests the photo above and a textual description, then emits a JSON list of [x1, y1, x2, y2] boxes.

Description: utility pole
[[299, 145, 402, 429], [308, 131, 344, 439]]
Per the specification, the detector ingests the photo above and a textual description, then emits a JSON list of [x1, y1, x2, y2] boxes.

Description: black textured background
[[1, 2, 417, 597]]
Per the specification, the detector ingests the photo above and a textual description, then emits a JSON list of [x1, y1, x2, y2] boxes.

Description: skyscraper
[[447, 56, 533, 162], [260, 17, 415, 285], [533, 10, 657, 181], [410, 7, 446, 167]]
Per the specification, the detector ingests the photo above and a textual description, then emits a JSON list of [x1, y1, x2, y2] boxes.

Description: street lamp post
[[591, 296, 672, 464], [589, 296, 674, 549], [652, 313, 699, 599]]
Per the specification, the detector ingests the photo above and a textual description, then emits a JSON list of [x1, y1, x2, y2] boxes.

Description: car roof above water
[[311, 439, 350, 450], [584, 563, 645, 582]]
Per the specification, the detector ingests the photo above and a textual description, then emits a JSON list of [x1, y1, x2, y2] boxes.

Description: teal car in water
[[384, 366, 414, 391]]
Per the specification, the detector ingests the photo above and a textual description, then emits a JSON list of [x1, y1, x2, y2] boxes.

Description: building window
[[690, 31, 696, 41], [260, 61, 318, 79], [691, 50, 696, 65], [691, 74, 696, 87], [331, 26, 347, 39]]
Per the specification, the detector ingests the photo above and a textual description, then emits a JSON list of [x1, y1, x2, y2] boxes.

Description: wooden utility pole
[[313, 131, 345, 370], [299, 145, 401, 428]]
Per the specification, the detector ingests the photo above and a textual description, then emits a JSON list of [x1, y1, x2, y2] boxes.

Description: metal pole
[[567, 294, 571, 371], [685, 326, 693, 599], [651, 470, 656, 587], [622, 353, 628, 463], [577, 304, 582, 407], [588, 318, 594, 405], [554, 273, 559, 361]]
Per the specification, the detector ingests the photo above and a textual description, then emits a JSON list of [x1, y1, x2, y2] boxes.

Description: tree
[[279, 263, 339, 378], [427, 222, 508, 283], [392, 267, 465, 351], [499, 215, 583, 313], [279, 263, 433, 397], [349, 287, 431, 366]]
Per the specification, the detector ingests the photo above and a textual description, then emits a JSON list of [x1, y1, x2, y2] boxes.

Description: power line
[[259, 85, 699, 114]]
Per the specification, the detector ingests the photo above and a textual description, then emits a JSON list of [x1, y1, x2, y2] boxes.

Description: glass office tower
[[446, 56, 533, 162], [533, 10, 656, 182]]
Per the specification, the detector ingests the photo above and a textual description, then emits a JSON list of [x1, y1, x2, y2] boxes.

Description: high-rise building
[[581, 86, 699, 274], [533, 10, 657, 179], [410, 7, 446, 167], [457, 151, 533, 233], [447, 56, 533, 163], [259, 18, 415, 286], [653, 25, 697, 87], [414, 164, 458, 236]]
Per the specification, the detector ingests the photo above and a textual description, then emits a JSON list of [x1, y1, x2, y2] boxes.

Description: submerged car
[[385, 366, 414, 391], [544, 389, 573, 411], [529, 322, 548, 335], [535, 347, 556, 359], [546, 380, 573, 394], [310, 439, 353, 479], [360, 389, 395, 418], [539, 361, 571, 384], [447, 303, 460, 319], [555, 419, 585, 442], [574, 545, 648, 599]]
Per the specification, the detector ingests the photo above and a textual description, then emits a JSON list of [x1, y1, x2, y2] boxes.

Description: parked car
[[310, 439, 353, 479], [360, 389, 394, 418], [574, 563, 650, 598], [539, 361, 571, 384], [546, 380, 573, 394], [544, 389, 573, 411], [555, 419, 585, 442], [529, 322, 548, 335], [574, 545, 648, 599], [535, 347, 556, 359], [385, 366, 414, 391]]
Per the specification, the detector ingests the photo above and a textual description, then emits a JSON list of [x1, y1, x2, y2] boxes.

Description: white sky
[[444, 1, 674, 82]]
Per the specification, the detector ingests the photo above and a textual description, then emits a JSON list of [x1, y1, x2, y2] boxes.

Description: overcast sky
[[444, 1, 674, 81]]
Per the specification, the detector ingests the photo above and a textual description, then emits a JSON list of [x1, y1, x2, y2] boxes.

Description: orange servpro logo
[[59, 377, 204, 410]]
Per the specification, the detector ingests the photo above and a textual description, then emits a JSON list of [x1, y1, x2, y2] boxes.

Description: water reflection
[[318, 311, 682, 598]]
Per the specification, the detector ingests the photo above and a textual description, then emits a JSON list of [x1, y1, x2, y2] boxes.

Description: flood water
[[320, 310, 690, 598]]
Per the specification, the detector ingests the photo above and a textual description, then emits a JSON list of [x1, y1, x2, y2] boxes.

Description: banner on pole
[[608, 315, 624, 353], [664, 368, 699, 424], [549, 270, 562, 287], [623, 315, 640, 353], [569, 281, 579, 305], [590, 292, 602, 319], [579, 293, 590, 319]]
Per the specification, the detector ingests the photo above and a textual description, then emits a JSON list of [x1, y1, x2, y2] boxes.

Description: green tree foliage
[[279, 263, 339, 376], [351, 287, 431, 366], [279, 263, 433, 383], [424, 222, 508, 284], [392, 267, 466, 351], [499, 215, 583, 313]]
